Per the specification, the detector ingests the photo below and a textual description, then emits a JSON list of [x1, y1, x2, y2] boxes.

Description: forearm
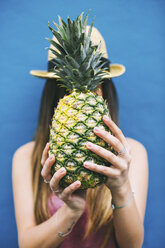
[[19, 204, 81, 248], [111, 181, 144, 248]]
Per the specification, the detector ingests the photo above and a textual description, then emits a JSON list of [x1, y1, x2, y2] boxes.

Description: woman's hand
[[41, 143, 86, 217], [84, 115, 147, 247], [84, 115, 132, 194]]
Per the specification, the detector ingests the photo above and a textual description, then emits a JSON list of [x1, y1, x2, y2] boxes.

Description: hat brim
[[30, 64, 125, 79]]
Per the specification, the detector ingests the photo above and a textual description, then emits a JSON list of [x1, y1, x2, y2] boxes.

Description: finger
[[49, 167, 66, 192], [93, 127, 124, 153], [41, 143, 50, 166], [59, 181, 81, 201], [83, 161, 121, 178], [103, 116, 129, 150], [41, 154, 55, 182], [86, 141, 123, 169]]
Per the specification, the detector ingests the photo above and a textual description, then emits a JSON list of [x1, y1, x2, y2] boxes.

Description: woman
[[12, 24, 148, 248]]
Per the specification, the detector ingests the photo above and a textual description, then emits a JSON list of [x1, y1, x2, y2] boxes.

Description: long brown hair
[[31, 78, 119, 247]]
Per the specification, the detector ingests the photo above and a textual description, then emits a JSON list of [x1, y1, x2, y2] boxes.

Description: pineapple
[[48, 13, 113, 189]]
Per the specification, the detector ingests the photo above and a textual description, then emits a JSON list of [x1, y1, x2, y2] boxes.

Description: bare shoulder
[[13, 141, 35, 163], [126, 137, 148, 174], [126, 137, 148, 157], [12, 142, 37, 233], [126, 138, 148, 220], [12, 141, 35, 176]]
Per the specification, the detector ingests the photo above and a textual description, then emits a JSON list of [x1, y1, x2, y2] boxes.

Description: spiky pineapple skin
[[49, 90, 113, 189]]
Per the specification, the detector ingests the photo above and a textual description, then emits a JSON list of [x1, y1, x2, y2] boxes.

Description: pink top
[[48, 194, 118, 248]]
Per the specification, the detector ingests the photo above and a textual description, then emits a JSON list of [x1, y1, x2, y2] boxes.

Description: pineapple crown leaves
[[47, 12, 109, 92]]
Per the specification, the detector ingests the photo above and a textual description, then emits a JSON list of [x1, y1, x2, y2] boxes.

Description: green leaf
[[65, 55, 80, 68], [47, 12, 106, 91], [48, 23, 63, 44], [58, 16, 67, 29], [87, 18, 94, 38], [83, 11, 89, 28], [48, 47, 64, 61], [46, 38, 66, 55]]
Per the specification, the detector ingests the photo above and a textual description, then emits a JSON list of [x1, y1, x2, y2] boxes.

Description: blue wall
[[0, 0, 164, 247]]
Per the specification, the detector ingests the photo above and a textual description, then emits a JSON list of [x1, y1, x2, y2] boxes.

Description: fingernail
[[60, 167, 66, 173], [103, 115, 109, 121], [84, 161, 90, 168], [75, 181, 81, 186], [86, 142, 94, 148], [94, 127, 100, 133], [49, 154, 54, 160]]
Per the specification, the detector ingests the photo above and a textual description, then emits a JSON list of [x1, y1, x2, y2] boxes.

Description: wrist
[[55, 205, 78, 238], [110, 180, 133, 207], [64, 204, 84, 220]]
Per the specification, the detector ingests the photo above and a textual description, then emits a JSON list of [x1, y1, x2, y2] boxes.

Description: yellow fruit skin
[[49, 91, 112, 189]]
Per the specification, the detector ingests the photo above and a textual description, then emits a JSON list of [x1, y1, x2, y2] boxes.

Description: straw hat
[[30, 26, 125, 79]]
